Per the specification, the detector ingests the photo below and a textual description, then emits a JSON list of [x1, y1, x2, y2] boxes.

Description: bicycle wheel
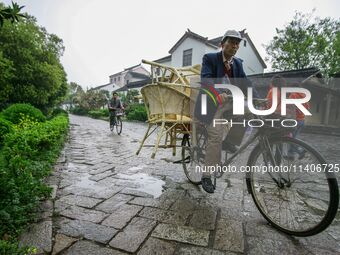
[[181, 126, 208, 184], [109, 116, 114, 131], [116, 117, 122, 135], [246, 136, 339, 236]]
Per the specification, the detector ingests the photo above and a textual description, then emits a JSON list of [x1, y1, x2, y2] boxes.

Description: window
[[182, 49, 192, 66], [118, 77, 120, 81], [244, 40, 247, 47]]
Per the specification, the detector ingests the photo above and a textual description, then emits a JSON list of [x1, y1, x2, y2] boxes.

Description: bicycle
[[181, 99, 339, 237], [109, 109, 123, 135]]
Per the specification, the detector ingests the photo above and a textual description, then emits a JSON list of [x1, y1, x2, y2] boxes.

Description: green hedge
[[48, 107, 68, 119], [0, 240, 35, 255], [0, 103, 46, 124], [126, 104, 147, 121], [69, 106, 88, 115], [0, 113, 69, 251], [88, 109, 109, 119]]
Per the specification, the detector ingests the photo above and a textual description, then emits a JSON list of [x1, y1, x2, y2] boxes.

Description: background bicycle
[[109, 109, 124, 135]]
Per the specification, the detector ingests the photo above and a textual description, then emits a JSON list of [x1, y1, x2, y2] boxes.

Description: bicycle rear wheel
[[246, 136, 339, 236], [116, 117, 122, 135]]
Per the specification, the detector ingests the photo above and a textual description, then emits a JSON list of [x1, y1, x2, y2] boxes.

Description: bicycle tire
[[109, 115, 114, 132], [181, 134, 201, 184], [181, 125, 210, 185], [246, 136, 339, 236], [116, 117, 122, 135]]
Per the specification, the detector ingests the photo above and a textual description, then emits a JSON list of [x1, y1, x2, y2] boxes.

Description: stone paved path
[[20, 114, 340, 254]]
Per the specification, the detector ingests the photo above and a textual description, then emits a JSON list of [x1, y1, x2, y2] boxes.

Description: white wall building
[[92, 64, 150, 94], [154, 29, 266, 75]]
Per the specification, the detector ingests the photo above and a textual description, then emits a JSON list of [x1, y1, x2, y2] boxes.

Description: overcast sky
[[2, 0, 340, 88]]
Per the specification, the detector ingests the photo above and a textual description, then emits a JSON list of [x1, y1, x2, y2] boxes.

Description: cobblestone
[[65, 240, 126, 255], [96, 193, 134, 213], [109, 217, 156, 253], [213, 219, 244, 253], [57, 195, 103, 209], [57, 218, 118, 244], [102, 204, 143, 229], [151, 224, 210, 246], [52, 234, 77, 255], [60, 206, 107, 223], [137, 237, 176, 255], [20, 220, 52, 254]]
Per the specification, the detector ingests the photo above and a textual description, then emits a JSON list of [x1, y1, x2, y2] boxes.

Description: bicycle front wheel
[[246, 136, 339, 236], [116, 117, 122, 135], [181, 125, 209, 185]]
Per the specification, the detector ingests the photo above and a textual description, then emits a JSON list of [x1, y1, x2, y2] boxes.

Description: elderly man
[[195, 30, 258, 193]]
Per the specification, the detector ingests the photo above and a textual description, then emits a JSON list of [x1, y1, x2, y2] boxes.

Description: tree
[[76, 90, 107, 111], [0, 2, 26, 28], [0, 52, 14, 108], [64, 82, 84, 108], [0, 13, 68, 111], [100, 90, 110, 101], [124, 89, 140, 105], [265, 10, 340, 78]]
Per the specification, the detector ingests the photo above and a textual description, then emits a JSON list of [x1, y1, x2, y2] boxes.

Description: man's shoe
[[222, 140, 238, 153], [201, 176, 215, 193]]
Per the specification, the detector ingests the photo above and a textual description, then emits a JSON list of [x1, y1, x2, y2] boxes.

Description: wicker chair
[[136, 83, 192, 158], [136, 60, 201, 158]]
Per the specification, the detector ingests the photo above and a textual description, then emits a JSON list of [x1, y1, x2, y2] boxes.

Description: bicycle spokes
[[248, 137, 338, 236]]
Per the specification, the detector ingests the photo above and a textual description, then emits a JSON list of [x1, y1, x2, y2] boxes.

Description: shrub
[[69, 106, 88, 115], [0, 114, 69, 240], [0, 240, 36, 255], [0, 103, 46, 124], [100, 108, 109, 116], [126, 104, 147, 121], [88, 109, 109, 119], [0, 117, 13, 145], [49, 107, 68, 118]]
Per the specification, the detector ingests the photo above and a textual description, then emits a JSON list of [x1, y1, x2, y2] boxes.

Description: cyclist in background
[[108, 92, 124, 127]]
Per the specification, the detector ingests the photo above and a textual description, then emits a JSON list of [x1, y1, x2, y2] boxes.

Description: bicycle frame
[[216, 124, 289, 191]]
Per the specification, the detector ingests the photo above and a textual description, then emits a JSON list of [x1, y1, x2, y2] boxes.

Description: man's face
[[222, 37, 241, 57], [113, 94, 117, 99]]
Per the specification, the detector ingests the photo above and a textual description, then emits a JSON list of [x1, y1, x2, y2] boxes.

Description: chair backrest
[[141, 84, 191, 121]]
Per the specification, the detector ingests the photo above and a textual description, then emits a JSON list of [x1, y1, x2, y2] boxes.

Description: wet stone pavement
[[20, 114, 340, 255]]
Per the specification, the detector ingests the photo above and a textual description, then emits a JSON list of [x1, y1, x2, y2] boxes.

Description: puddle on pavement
[[127, 165, 147, 173], [72, 173, 109, 193], [114, 173, 165, 198]]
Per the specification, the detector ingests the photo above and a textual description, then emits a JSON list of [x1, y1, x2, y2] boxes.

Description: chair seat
[[147, 114, 192, 124]]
